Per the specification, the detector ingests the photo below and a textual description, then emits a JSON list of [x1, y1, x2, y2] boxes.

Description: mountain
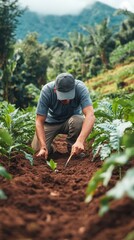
[[16, 1, 124, 43]]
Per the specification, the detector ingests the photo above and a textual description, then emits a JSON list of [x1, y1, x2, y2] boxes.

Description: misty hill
[[16, 1, 124, 43]]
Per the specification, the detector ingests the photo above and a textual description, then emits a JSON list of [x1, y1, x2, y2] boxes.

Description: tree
[[0, 0, 22, 68], [82, 18, 116, 68], [0, 0, 23, 101], [21, 33, 50, 87], [115, 10, 134, 45]]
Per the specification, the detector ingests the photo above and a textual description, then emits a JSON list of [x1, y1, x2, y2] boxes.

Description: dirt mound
[[0, 136, 134, 240]]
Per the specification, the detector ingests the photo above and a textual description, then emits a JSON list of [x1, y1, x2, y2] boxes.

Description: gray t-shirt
[[36, 80, 92, 123]]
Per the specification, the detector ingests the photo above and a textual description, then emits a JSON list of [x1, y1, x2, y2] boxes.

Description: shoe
[[48, 144, 57, 157], [75, 152, 87, 159], [67, 143, 72, 154], [67, 143, 87, 159]]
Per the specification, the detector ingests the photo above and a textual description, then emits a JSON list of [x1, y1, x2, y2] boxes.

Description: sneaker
[[67, 143, 72, 154], [48, 144, 57, 155], [75, 152, 87, 159], [67, 144, 87, 159]]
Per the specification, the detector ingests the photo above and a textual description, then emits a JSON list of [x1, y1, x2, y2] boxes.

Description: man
[[32, 73, 95, 159]]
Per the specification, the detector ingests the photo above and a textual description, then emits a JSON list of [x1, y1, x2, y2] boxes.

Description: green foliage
[[88, 96, 134, 160], [86, 132, 134, 215], [46, 159, 57, 171], [0, 0, 23, 68], [124, 231, 134, 240], [115, 10, 134, 45], [20, 33, 50, 86], [0, 128, 13, 149], [0, 190, 7, 200], [81, 18, 116, 68], [85, 150, 130, 203], [100, 166, 134, 216], [0, 165, 12, 179], [0, 165, 12, 200], [110, 41, 134, 65], [0, 101, 35, 164]]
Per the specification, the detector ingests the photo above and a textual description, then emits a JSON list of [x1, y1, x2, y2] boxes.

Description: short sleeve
[[36, 85, 51, 116], [76, 81, 92, 110]]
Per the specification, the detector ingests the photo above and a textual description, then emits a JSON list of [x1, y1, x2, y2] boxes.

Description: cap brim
[[56, 88, 75, 100]]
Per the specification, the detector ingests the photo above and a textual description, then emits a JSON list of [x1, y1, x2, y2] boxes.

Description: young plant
[[46, 159, 57, 171]]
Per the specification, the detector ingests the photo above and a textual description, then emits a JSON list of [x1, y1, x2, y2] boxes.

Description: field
[[0, 135, 134, 240], [86, 62, 134, 95]]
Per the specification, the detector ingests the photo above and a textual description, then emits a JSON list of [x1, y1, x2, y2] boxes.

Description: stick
[[64, 153, 73, 168]]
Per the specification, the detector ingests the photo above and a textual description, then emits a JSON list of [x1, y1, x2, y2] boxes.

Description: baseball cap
[[55, 73, 75, 100]]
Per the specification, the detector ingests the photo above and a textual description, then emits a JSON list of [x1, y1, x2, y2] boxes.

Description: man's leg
[[31, 123, 64, 154], [60, 115, 84, 151]]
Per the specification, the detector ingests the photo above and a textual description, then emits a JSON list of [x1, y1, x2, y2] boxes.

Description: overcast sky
[[19, 0, 134, 15]]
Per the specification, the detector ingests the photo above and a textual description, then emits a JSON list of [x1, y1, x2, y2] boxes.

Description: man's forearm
[[36, 120, 47, 150], [77, 113, 95, 144]]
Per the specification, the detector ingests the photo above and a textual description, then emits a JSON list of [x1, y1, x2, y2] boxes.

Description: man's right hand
[[36, 148, 48, 160]]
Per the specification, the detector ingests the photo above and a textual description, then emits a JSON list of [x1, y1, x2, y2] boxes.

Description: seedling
[[46, 159, 57, 171]]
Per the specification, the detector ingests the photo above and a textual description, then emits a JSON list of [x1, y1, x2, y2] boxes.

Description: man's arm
[[35, 114, 48, 159], [72, 105, 95, 155]]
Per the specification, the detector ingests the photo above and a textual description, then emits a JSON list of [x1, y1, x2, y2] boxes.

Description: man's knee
[[68, 115, 84, 132]]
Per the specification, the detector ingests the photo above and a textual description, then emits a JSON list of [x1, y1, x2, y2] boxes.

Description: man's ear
[[54, 87, 56, 93]]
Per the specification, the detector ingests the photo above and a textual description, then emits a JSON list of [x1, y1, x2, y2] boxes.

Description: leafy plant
[[99, 166, 134, 216], [0, 190, 7, 200], [88, 95, 134, 161], [46, 159, 57, 171], [85, 150, 130, 203], [124, 230, 134, 240], [0, 165, 12, 199], [86, 133, 134, 216], [0, 165, 12, 180], [0, 101, 35, 165], [91, 119, 132, 160]]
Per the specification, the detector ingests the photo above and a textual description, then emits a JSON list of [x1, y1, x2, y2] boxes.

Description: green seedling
[[46, 159, 57, 171]]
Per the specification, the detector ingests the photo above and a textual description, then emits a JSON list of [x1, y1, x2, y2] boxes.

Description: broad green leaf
[[94, 110, 113, 121], [4, 114, 12, 129], [122, 133, 134, 148], [0, 128, 13, 146], [0, 166, 12, 179], [85, 151, 130, 203], [105, 153, 128, 166], [116, 121, 132, 137], [46, 159, 57, 171], [99, 197, 111, 216], [125, 148, 134, 158], [124, 230, 134, 240], [107, 168, 134, 199], [99, 144, 111, 160], [0, 190, 7, 200], [100, 165, 114, 186], [99, 168, 134, 216], [7, 143, 22, 155], [21, 151, 34, 166], [110, 132, 120, 150]]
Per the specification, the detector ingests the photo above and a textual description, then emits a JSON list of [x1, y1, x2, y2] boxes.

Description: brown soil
[[0, 135, 134, 240]]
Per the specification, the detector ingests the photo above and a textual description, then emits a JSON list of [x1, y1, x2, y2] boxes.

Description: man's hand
[[71, 141, 84, 155], [36, 148, 48, 160]]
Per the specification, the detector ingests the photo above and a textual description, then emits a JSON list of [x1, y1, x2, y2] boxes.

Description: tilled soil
[[0, 135, 134, 240]]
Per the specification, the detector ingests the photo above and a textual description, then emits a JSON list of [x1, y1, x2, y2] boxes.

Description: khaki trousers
[[31, 115, 84, 153]]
